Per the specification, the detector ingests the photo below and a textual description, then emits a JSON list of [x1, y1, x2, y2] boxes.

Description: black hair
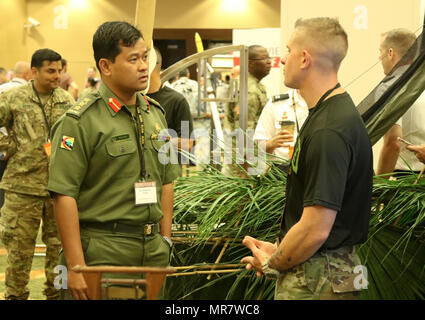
[[87, 77, 98, 87], [30, 48, 62, 68], [61, 59, 67, 67], [93, 21, 143, 72]]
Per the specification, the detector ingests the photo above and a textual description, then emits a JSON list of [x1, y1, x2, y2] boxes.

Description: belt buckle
[[144, 224, 153, 235]]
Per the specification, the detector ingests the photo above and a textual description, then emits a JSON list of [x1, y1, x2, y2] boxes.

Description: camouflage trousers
[[0, 192, 61, 300], [275, 246, 364, 300]]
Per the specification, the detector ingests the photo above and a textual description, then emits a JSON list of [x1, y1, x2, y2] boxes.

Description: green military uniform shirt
[[0, 81, 74, 196], [224, 73, 268, 131], [47, 83, 180, 224]]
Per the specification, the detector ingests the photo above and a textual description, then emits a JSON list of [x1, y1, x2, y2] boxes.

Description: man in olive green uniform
[[0, 49, 75, 300], [47, 21, 180, 300], [223, 45, 271, 176]]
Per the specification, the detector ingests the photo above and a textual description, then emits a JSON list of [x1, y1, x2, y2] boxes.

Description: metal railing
[[160, 45, 249, 131]]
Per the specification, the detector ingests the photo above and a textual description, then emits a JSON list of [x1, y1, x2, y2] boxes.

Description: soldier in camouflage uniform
[[241, 18, 373, 300], [223, 45, 271, 176], [0, 49, 75, 300]]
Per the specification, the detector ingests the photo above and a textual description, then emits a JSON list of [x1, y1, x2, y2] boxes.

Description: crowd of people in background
[[0, 19, 423, 301]]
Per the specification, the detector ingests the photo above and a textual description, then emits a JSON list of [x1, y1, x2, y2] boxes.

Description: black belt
[[80, 221, 160, 236]]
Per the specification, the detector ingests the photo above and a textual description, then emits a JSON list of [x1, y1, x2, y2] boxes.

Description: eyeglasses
[[249, 57, 272, 61]]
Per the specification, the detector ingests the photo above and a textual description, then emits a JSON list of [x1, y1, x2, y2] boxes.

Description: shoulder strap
[[66, 92, 101, 119]]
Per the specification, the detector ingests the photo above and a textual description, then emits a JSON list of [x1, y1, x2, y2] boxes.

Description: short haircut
[[248, 45, 266, 60], [381, 28, 416, 58], [93, 21, 143, 72], [294, 17, 348, 70], [87, 77, 98, 87], [0, 67, 6, 74], [30, 48, 62, 69], [179, 68, 189, 77], [61, 59, 67, 67]]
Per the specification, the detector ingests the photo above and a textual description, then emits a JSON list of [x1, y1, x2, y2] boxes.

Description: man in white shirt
[[254, 89, 308, 160]]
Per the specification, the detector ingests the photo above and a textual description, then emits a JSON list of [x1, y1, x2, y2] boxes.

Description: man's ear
[[98, 58, 112, 77], [31, 67, 38, 78], [301, 50, 311, 69], [388, 48, 395, 61]]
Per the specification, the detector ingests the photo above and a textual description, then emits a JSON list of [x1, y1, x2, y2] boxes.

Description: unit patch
[[61, 136, 75, 151]]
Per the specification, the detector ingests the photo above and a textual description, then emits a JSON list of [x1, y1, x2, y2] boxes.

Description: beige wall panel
[[0, 0, 27, 70], [25, 0, 136, 91], [154, 0, 280, 29], [135, 0, 157, 51], [280, 0, 423, 171]]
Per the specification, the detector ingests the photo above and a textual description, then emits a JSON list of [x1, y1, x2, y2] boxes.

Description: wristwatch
[[162, 235, 173, 248], [261, 259, 280, 279]]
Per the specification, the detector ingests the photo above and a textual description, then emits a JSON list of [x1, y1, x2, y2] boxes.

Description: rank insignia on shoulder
[[108, 97, 122, 113], [142, 96, 150, 112], [272, 93, 290, 103], [151, 133, 171, 142], [61, 136, 75, 151]]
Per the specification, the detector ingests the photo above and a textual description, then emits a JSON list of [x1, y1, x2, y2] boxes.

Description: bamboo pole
[[173, 263, 244, 271], [168, 269, 243, 277], [207, 210, 243, 280]]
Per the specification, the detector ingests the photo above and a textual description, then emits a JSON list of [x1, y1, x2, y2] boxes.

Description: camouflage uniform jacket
[[225, 73, 268, 131], [0, 81, 74, 196]]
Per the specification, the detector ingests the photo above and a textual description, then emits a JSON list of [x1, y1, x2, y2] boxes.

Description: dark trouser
[[58, 224, 171, 300]]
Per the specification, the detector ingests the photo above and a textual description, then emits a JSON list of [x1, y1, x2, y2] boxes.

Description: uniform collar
[[98, 82, 149, 117], [29, 80, 61, 105]]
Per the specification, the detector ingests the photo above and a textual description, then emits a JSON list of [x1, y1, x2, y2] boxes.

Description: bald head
[[293, 17, 348, 71], [14, 61, 31, 81]]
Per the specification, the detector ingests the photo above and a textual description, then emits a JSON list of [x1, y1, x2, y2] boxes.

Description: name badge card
[[134, 181, 157, 205]]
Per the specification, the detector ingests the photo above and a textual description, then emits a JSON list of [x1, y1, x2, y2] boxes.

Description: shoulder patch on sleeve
[[145, 95, 165, 114], [66, 93, 101, 119]]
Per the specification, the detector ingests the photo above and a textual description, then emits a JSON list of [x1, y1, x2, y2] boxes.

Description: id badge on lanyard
[[43, 140, 52, 158], [134, 181, 157, 205]]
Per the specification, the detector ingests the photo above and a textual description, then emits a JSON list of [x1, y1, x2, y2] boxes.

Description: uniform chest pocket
[[105, 140, 136, 157]]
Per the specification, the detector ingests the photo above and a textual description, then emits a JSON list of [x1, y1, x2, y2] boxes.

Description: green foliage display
[[166, 167, 425, 300]]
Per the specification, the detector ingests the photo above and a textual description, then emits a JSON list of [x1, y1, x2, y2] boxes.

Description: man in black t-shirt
[[241, 17, 373, 300], [147, 48, 194, 167]]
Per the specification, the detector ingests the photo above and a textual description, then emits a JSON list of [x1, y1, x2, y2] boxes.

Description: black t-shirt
[[147, 86, 194, 138], [281, 92, 373, 249]]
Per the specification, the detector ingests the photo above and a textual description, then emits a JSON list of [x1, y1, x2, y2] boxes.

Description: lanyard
[[31, 82, 51, 140], [291, 91, 300, 134], [295, 83, 341, 143], [126, 103, 147, 180]]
